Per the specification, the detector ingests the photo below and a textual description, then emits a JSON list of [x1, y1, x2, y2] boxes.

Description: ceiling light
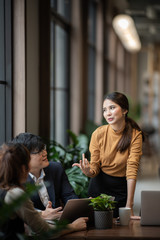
[[112, 14, 141, 52]]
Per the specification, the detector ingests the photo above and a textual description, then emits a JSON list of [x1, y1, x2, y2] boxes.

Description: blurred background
[[1, 0, 160, 215]]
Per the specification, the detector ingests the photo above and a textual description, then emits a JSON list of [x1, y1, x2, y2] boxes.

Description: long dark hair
[[0, 143, 30, 189], [104, 92, 145, 152]]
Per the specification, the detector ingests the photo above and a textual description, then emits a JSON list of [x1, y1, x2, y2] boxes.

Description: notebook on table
[[141, 190, 160, 226]]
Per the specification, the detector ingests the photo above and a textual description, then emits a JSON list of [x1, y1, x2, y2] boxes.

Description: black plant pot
[[94, 210, 113, 229]]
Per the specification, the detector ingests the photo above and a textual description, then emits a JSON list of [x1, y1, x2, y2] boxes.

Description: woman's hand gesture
[[72, 153, 93, 177]]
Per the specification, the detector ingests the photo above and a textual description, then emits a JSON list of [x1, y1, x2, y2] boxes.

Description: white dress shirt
[[29, 170, 49, 207]]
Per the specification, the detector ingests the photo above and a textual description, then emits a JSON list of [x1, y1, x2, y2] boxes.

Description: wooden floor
[[134, 152, 160, 215]]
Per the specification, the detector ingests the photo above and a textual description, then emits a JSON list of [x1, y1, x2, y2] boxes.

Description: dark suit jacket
[[26, 162, 78, 210]]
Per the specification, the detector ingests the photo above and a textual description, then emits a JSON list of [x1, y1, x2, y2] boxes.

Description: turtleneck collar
[[109, 124, 125, 134]]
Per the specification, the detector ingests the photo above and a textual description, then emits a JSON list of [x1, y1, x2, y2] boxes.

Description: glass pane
[[117, 42, 124, 70], [55, 25, 68, 88], [0, 85, 5, 144], [108, 28, 116, 62], [50, 21, 55, 88], [104, 61, 109, 94], [57, 0, 71, 21], [55, 90, 68, 146], [50, 88, 55, 140], [88, 0, 96, 44], [50, 23, 69, 145], [50, 21, 55, 140], [107, 63, 116, 93], [87, 47, 95, 121], [0, 0, 5, 80], [105, 28, 109, 59], [50, 0, 56, 9]]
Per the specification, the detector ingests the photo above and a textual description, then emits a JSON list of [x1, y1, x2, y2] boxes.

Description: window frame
[[87, 0, 97, 122], [0, 0, 12, 144], [49, 0, 71, 146]]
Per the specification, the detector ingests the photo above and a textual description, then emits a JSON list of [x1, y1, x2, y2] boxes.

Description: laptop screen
[[59, 198, 94, 226], [141, 190, 160, 226]]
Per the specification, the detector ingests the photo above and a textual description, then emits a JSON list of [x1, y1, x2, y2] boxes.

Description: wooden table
[[56, 220, 160, 240]]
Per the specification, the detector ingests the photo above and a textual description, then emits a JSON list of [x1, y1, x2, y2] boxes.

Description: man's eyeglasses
[[31, 146, 47, 155]]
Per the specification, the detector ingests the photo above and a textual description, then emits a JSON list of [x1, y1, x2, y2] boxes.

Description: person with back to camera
[[0, 143, 88, 239], [10, 133, 78, 221], [73, 92, 145, 218]]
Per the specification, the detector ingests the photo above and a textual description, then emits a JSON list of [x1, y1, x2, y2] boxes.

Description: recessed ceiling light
[[112, 14, 141, 52]]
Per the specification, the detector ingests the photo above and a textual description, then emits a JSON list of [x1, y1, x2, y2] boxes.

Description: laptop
[[141, 190, 160, 226], [60, 198, 94, 226], [47, 198, 94, 226]]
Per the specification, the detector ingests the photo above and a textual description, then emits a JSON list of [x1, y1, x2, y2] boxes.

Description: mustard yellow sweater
[[89, 124, 142, 180]]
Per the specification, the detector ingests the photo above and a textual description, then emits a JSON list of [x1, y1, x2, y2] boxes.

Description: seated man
[[11, 133, 78, 220]]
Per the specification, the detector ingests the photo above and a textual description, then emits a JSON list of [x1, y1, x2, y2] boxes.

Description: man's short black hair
[[10, 133, 46, 154]]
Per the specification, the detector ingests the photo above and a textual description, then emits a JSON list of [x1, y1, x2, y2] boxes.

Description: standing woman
[[73, 92, 144, 217]]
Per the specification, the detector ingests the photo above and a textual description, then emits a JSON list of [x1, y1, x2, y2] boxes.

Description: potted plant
[[89, 193, 117, 229]]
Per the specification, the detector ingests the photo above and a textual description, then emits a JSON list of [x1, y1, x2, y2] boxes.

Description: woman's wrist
[[125, 200, 133, 209], [86, 168, 94, 177]]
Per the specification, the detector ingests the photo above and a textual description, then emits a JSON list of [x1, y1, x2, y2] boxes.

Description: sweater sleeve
[[126, 130, 143, 180], [5, 188, 54, 235], [89, 129, 102, 177]]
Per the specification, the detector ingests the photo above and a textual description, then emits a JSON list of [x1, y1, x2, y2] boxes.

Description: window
[[87, 0, 97, 122], [0, 0, 12, 145], [51, 0, 70, 20], [104, 27, 117, 93], [50, 0, 71, 146]]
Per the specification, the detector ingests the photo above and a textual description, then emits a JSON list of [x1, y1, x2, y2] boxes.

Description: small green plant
[[89, 194, 117, 211]]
